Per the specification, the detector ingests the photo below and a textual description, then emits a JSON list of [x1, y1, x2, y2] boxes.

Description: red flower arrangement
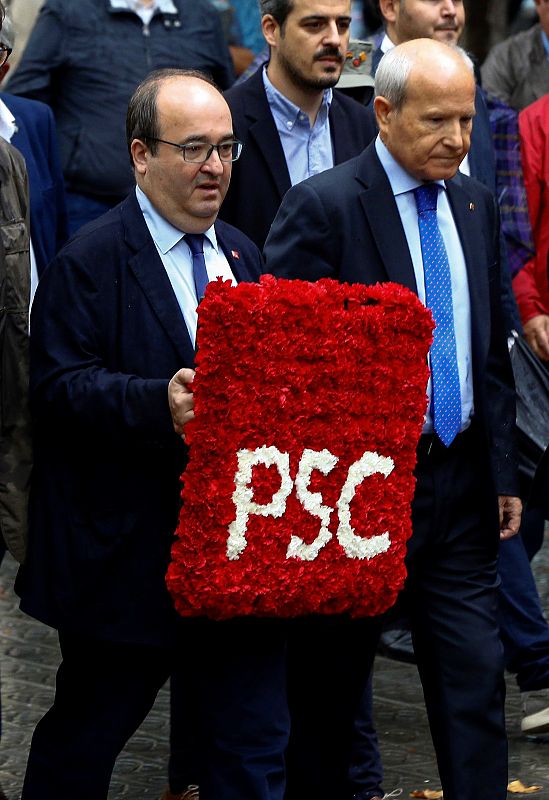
[[167, 276, 433, 620]]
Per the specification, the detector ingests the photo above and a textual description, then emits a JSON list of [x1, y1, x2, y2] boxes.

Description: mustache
[[435, 22, 458, 30], [314, 47, 344, 62]]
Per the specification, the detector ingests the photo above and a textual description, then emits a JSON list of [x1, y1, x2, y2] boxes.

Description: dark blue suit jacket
[[18, 192, 262, 646], [264, 142, 518, 497], [369, 51, 521, 330], [2, 93, 67, 275], [220, 66, 378, 248]]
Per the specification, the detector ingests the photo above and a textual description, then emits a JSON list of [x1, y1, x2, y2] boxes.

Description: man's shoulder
[[224, 67, 265, 109], [484, 23, 541, 65], [2, 93, 56, 129], [331, 88, 373, 119]]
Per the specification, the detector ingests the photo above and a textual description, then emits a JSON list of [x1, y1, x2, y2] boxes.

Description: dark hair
[[126, 68, 219, 162], [258, 0, 294, 30]]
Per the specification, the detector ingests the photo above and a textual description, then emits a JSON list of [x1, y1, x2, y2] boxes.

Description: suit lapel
[[216, 229, 258, 283], [355, 146, 418, 293], [244, 70, 293, 200], [122, 195, 196, 366], [446, 177, 490, 354]]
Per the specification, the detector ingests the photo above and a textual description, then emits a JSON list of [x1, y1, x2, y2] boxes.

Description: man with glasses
[[17, 68, 289, 800]]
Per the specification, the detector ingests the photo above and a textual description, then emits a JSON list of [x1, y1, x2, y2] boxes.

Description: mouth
[[196, 182, 220, 192]]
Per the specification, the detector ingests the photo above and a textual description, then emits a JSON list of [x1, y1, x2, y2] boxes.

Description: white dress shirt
[[375, 136, 474, 433], [136, 186, 236, 346]]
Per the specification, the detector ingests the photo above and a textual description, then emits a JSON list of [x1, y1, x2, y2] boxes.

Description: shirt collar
[[262, 65, 333, 129], [0, 98, 16, 143], [380, 33, 395, 54], [135, 186, 219, 255], [375, 136, 445, 196], [108, 0, 177, 14]]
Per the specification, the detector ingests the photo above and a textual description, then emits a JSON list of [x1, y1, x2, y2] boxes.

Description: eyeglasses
[[0, 45, 12, 67], [150, 138, 243, 163]]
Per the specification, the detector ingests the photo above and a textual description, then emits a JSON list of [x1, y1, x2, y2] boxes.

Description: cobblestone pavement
[[1, 536, 548, 799]]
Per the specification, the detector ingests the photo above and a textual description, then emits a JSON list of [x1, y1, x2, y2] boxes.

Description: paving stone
[[1, 534, 548, 799]]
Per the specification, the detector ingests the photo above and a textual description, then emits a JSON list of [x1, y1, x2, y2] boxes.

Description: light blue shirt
[[136, 186, 236, 346], [263, 67, 334, 186], [375, 137, 474, 433], [542, 28, 549, 61]]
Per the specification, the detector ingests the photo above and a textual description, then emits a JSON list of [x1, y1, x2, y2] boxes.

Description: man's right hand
[[168, 368, 195, 440], [523, 314, 549, 361]]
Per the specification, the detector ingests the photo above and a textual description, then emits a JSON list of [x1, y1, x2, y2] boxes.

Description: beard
[[278, 46, 344, 93]]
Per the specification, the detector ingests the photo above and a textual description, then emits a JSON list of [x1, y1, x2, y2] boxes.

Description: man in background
[[219, 0, 376, 248], [7, 0, 235, 234], [482, 0, 549, 111]]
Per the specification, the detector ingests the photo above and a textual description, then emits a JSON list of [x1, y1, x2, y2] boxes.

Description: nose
[[201, 147, 224, 175], [440, 0, 457, 15], [443, 119, 466, 150], [323, 19, 342, 47]]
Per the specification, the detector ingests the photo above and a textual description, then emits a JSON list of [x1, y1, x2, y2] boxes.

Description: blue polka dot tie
[[185, 233, 209, 303], [414, 184, 461, 447]]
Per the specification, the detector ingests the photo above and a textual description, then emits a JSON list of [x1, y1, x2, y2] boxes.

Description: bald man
[[265, 39, 521, 800], [19, 69, 288, 800]]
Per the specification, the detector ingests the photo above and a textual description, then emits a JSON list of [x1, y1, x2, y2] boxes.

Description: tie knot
[[185, 233, 205, 256], [414, 184, 439, 215]]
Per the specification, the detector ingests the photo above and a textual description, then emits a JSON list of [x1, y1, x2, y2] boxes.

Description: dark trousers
[[170, 617, 382, 799], [350, 428, 508, 800], [404, 428, 507, 800], [22, 621, 289, 800], [499, 532, 549, 691], [284, 615, 382, 799]]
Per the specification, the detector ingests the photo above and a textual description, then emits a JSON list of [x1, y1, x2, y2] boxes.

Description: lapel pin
[[231, 249, 240, 259], [469, 202, 475, 211]]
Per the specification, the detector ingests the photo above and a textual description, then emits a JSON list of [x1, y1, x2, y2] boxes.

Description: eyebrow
[[178, 133, 235, 144], [299, 14, 352, 22]]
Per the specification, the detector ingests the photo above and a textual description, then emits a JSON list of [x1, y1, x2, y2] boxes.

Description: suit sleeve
[[263, 181, 341, 281], [484, 193, 520, 496], [30, 249, 175, 445]]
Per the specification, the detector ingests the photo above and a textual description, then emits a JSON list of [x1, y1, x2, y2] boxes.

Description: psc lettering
[[227, 445, 395, 562]]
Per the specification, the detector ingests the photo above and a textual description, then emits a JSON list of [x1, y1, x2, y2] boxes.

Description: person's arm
[[480, 41, 515, 106], [5, 1, 65, 104], [30, 248, 178, 445], [263, 180, 340, 281]]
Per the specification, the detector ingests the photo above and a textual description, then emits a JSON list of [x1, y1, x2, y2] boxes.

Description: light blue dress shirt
[[263, 67, 334, 186], [136, 186, 236, 346], [375, 137, 474, 433]]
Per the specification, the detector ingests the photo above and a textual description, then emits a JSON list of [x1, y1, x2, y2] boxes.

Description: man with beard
[[217, 0, 376, 248]]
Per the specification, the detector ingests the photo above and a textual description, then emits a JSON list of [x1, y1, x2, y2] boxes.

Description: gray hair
[[258, 0, 294, 30], [375, 44, 474, 111], [126, 68, 219, 162]]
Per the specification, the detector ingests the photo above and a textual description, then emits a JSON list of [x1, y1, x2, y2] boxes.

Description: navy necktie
[[185, 233, 209, 303], [414, 184, 461, 447]]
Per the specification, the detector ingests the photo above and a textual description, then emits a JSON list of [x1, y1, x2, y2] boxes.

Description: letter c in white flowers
[[227, 446, 394, 561]]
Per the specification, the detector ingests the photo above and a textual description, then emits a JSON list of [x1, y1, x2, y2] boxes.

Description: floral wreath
[[167, 276, 433, 619]]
